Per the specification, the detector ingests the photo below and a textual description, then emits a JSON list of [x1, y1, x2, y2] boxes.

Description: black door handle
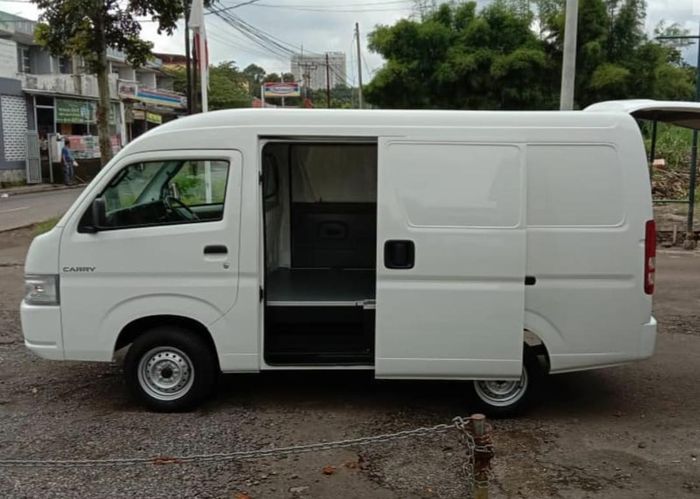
[[384, 240, 415, 269], [204, 245, 228, 255], [525, 276, 536, 286]]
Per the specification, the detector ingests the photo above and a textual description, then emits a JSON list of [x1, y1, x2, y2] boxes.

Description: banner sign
[[263, 82, 300, 98], [65, 134, 99, 159], [137, 87, 187, 108], [146, 112, 162, 124], [118, 80, 186, 109], [118, 81, 138, 99], [56, 99, 95, 124]]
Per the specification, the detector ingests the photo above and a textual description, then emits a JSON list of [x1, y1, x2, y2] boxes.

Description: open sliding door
[[374, 138, 527, 379]]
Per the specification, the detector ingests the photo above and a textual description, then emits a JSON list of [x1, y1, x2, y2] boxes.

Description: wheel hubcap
[[474, 367, 529, 407], [137, 346, 194, 401]]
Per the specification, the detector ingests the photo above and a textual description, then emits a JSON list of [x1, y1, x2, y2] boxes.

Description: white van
[[21, 102, 662, 414]]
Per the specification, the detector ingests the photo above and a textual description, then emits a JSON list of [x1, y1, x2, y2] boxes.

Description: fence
[[0, 414, 495, 497]]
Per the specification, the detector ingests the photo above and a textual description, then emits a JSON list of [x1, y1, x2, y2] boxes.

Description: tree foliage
[[366, 0, 694, 109], [33, 0, 184, 164], [170, 61, 251, 110]]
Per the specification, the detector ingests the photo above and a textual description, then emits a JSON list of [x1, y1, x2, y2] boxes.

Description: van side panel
[[374, 140, 526, 379], [524, 120, 654, 372]]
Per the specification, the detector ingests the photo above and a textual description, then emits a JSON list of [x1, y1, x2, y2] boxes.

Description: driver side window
[[97, 159, 230, 230]]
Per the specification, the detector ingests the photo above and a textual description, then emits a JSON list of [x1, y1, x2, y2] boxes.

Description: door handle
[[204, 245, 228, 255], [384, 240, 415, 269], [525, 276, 536, 286]]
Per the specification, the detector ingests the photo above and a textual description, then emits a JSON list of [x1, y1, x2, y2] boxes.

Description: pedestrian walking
[[60, 136, 78, 185]]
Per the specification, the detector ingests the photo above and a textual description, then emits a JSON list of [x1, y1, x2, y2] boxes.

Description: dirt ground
[[1, 228, 699, 498]]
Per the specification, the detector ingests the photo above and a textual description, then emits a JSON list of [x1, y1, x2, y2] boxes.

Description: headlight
[[24, 274, 60, 305]]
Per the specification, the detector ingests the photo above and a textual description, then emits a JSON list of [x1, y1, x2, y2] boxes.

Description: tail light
[[644, 220, 656, 295]]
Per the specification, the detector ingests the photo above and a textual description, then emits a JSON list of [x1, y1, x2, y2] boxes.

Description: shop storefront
[[29, 94, 125, 182], [33, 94, 124, 158]]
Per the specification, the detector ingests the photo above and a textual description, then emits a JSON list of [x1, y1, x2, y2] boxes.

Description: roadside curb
[[0, 222, 37, 235], [0, 183, 86, 198]]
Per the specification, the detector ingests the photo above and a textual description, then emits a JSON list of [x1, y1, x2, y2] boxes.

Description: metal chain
[[453, 416, 476, 497], [0, 417, 473, 469], [1, 416, 493, 497]]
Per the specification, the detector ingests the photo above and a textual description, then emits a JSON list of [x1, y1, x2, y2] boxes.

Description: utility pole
[[184, 0, 192, 115], [657, 22, 700, 249], [355, 22, 364, 109], [192, 35, 199, 113], [325, 52, 331, 108], [559, 0, 579, 110]]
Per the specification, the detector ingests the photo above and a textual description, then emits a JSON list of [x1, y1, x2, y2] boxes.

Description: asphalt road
[[0, 229, 698, 498], [0, 188, 83, 232]]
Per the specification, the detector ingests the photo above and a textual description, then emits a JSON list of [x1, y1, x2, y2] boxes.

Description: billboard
[[262, 82, 300, 98]]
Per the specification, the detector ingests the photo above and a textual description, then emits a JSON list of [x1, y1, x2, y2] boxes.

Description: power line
[[209, 5, 326, 61], [207, 0, 264, 15], [246, 4, 413, 13], [250, 0, 412, 6], [361, 51, 375, 78]]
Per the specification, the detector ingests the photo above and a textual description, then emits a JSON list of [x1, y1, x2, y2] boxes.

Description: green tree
[[537, 0, 693, 106], [169, 61, 251, 110], [367, 0, 694, 110], [243, 63, 266, 97], [263, 72, 296, 83], [366, 1, 553, 109], [33, 0, 184, 165]]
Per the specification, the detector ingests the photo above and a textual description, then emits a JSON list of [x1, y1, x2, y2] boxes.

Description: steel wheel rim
[[137, 346, 194, 401], [474, 367, 528, 407]]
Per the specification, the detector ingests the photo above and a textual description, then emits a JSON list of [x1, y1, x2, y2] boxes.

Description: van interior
[[262, 141, 378, 365]]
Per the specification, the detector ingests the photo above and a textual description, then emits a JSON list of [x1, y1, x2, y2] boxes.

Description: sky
[[2, 0, 700, 83]]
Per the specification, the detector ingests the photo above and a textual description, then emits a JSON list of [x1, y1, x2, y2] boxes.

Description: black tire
[[469, 349, 542, 417], [124, 326, 219, 412]]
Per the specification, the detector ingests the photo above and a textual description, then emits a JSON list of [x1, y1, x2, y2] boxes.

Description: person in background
[[61, 136, 78, 185]]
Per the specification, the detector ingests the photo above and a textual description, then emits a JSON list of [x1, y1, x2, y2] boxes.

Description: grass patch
[[33, 217, 60, 236]]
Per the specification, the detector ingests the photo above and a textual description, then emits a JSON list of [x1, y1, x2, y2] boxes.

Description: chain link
[[0, 418, 463, 468], [0, 415, 492, 496]]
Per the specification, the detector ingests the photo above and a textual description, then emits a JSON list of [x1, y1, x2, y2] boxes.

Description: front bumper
[[20, 301, 63, 360], [640, 316, 657, 359]]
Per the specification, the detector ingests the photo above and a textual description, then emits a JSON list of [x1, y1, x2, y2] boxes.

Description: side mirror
[[81, 197, 107, 233], [92, 197, 106, 228]]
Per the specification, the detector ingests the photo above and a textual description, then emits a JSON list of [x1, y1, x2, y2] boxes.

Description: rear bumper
[[640, 316, 657, 359], [20, 301, 63, 360]]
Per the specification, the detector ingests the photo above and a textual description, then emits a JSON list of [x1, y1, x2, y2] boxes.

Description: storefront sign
[[118, 81, 138, 99], [132, 109, 146, 120], [146, 112, 162, 124], [56, 99, 95, 124], [118, 80, 186, 109], [262, 82, 300, 98], [137, 87, 186, 108]]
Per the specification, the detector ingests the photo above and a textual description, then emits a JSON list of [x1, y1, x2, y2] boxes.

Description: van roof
[[144, 99, 700, 139], [149, 107, 626, 136], [122, 101, 688, 157]]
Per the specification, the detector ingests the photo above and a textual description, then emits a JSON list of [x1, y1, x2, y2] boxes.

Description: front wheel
[[470, 351, 540, 417], [124, 326, 218, 412]]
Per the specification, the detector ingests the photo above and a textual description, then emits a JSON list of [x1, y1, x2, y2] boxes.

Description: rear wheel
[[124, 326, 218, 412], [471, 350, 540, 417]]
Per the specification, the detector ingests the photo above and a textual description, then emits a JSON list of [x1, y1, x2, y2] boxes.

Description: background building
[[291, 52, 347, 91], [0, 11, 186, 185]]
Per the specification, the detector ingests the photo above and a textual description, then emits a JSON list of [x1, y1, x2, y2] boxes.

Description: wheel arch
[[115, 315, 219, 370], [524, 329, 551, 374]]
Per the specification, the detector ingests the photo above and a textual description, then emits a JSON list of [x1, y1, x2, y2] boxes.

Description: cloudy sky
[[2, 0, 700, 81]]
